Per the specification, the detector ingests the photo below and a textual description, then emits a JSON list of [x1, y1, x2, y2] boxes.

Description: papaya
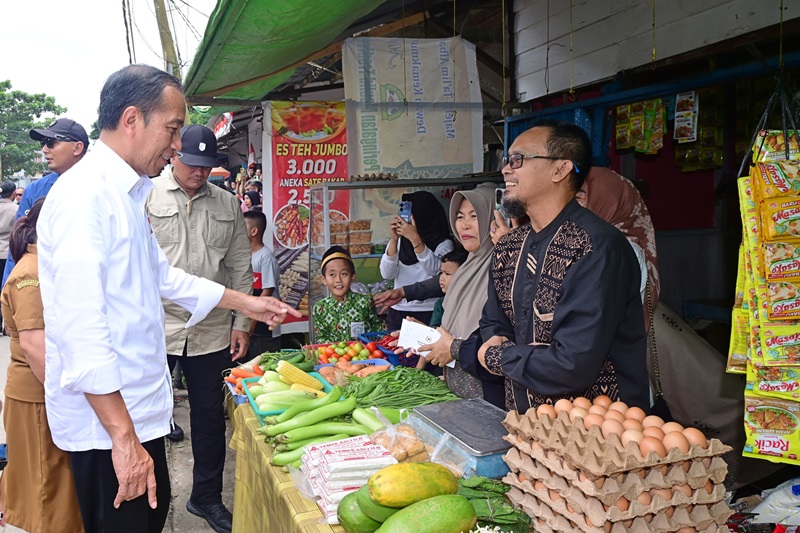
[[376, 494, 477, 533], [355, 485, 399, 523], [338, 491, 382, 533], [368, 462, 458, 508]]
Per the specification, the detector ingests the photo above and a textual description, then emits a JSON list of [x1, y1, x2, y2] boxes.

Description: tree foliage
[[0, 80, 66, 179]]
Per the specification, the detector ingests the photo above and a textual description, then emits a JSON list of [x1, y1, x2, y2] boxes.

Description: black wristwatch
[[450, 337, 463, 361]]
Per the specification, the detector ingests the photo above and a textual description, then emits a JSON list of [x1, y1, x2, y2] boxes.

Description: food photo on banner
[[264, 101, 350, 332]]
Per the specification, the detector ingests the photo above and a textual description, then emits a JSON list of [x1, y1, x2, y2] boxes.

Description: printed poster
[[342, 36, 483, 181], [264, 101, 349, 332]]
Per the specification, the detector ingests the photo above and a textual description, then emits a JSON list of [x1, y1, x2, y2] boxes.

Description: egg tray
[[503, 449, 726, 522], [504, 476, 733, 533], [503, 410, 731, 478], [504, 439, 728, 507]]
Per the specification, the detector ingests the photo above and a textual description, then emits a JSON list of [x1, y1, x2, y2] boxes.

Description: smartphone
[[495, 187, 505, 211], [398, 201, 413, 223]]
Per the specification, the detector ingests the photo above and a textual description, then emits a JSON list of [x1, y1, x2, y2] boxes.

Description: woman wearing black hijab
[[379, 191, 453, 330]]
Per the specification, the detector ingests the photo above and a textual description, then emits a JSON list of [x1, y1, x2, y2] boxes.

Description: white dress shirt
[[38, 141, 225, 452]]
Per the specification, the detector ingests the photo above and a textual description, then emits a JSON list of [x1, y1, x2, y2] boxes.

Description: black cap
[[176, 125, 219, 168], [30, 118, 89, 146]]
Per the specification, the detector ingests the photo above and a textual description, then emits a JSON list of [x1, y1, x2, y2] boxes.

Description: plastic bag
[[751, 476, 800, 524], [369, 408, 427, 462], [429, 432, 470, 478]]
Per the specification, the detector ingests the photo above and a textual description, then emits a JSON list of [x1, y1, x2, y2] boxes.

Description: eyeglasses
[[502, 153, 562, 169], [39, 138, 76, 149]]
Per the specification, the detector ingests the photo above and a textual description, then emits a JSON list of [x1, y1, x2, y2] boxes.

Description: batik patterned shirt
[[313, 291, 384, 344], [480, 200, 649, 414]]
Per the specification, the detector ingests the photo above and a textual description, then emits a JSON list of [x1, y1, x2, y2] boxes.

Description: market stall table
[[230, 403, 345, 533]]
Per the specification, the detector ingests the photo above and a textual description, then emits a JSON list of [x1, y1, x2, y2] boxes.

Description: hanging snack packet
[[727, 308, 749, 374], [761, 326, 800, 368], [743, 392, 800, 465], [761, 197, 800, 241], [763, 241, 800, 281], [755, 161, 800, 199], [753, 130, 800, 163], [766, 280, 800, 320], [746, 360, 800, 401]]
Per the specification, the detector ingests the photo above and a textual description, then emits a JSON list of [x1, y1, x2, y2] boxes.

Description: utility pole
[[153, 0, 181, 79]]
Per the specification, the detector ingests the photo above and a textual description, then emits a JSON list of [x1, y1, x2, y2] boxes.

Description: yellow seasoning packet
[[727, 308, 749, 374], [753, 130, 800, 163], [755, 161, 800, 199], [743, 392, 800, 465], [747, 359, 800, 400], [761, 326, 800, 367], [763, 241, 800, 281], [766, 279, 800, 320], [761, 197, 800, 241]]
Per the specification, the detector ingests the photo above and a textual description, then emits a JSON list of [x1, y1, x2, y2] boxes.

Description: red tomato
[[318, 354, 329, 364], [324, 347, 335, 357], [341, 354, 352, 361], [366, 341, 377, 352], [372, 349, 385, 359]]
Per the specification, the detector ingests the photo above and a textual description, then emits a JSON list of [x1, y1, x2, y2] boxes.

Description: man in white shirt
[[37, 64, 299, 533]]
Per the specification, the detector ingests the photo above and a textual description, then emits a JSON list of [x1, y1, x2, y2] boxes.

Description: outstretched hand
[[241, 296, 301, 328]]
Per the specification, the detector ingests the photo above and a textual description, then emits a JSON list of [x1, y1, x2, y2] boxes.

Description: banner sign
[[342, 36, 483, 179], [266, 101, 349, 330]]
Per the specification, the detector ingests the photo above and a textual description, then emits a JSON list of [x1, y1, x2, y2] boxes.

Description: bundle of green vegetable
[[458, 477, 531, 533], [249, 370, 317, 412], [342, 367, 460, 409], [259, 350, 313, 373]]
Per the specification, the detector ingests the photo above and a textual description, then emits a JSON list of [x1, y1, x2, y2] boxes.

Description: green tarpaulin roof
[[184, 0, 386, 101]]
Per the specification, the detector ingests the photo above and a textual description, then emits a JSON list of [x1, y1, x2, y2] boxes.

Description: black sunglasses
[[39, 137, 77, 149]]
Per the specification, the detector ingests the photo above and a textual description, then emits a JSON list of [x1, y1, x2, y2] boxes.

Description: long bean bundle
[[342, 367, 460, 409]]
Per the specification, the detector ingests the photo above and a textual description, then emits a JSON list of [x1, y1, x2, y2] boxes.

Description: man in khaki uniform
[[147, 125, 252, 533]]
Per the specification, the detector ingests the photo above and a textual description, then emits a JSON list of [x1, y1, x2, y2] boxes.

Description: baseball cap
[[176, 125, 219, 168], [30, 118, 89, 146], [0, 182, 16, 199]]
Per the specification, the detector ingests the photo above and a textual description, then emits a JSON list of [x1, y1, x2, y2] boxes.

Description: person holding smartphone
[[378, 191, 453, 330]]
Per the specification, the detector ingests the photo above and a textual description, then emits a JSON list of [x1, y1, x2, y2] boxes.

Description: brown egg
[[621, 429, 644, 448], [534, 480, 545, 492], [614, 496, 629, 512], [601, 418, 625, 439], [584, 515, 593, 528], [554, 398, 573, 414], [682, 427, 709, 449], [566, 502, 577, 513], [702, 457, 712, 469], [661, 421, 685, 434], [703, 480, 715, 494], [673, 484, 693, 498], [650, 487, 673, 503], [548, 489, 562, 502], [641, 415, 665, 428], [588, 404, 608, 416], [622, 418, 643, 431], [573, 397, 592, 410], [583, 413, 605, 431], [636, 491, 652, 507], [664, 506, 675, 518], [643, 513, 654, 523], [536, 403, 557, 420], [639, 436, 667, 458], [594, 477, 606, 489], [568, 406, 588, 422], [625, 406, 647, 422], [608, 401, 628, 414], [604, 409, 626, 423], [676, 528, 695, 533], [642, 426, 665, 440], [662, 431, 691, 453], [593, 395, 612, 408]]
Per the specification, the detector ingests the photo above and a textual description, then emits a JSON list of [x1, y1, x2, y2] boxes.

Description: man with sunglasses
[[1, 118, 89, 287], [478, 119, 649, 414]]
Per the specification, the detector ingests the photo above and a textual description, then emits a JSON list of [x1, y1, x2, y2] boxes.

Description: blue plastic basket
[[358, 331, 420, 367], [242, 373, 332, 418], [358, 331, 388, 344], [314, 358, 393, 372]]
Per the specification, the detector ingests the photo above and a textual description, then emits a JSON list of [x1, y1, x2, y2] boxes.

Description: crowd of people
[[0, 64, 663, 533]]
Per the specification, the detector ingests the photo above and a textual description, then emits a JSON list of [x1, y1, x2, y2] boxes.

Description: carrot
[[234, 386, 243, 395], [230, 367, 258, 379], [354, 365, 390, 378], [224, 376, 237, 385], [252, 364, 265, 376]]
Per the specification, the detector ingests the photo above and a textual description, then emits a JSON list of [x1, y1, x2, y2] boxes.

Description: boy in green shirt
[[313, 246, 383, 343]]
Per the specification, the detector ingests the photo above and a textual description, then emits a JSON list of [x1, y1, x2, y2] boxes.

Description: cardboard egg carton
[[503, 410, 731, 478], [503, 451, 726, 521], [506, 481, 732, 532], [504, 440, 728, 505]]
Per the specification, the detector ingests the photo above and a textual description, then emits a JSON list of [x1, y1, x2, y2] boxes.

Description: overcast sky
[[0, 0, 217, 135]]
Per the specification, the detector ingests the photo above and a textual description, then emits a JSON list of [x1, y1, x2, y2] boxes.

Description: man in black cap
[[1, 118, 89, 287], [146, 124, 251, 533]]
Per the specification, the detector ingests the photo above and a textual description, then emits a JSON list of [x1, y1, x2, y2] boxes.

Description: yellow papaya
[[367, 462, 458, 508]]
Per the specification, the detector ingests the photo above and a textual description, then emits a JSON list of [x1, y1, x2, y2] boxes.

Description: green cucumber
[[355, 486, 398, 524], [338, 491, 382, 533], [376, 494, 476, 533]]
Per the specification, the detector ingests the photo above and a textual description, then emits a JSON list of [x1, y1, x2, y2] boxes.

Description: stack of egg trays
[[501, 409, 733, 532]]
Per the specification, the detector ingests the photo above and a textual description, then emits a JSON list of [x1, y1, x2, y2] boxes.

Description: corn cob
[[290, 383, 326, 397], [276, 360, 323, 390]]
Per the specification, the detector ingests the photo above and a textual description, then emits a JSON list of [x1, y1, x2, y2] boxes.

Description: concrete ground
[[0, 336, 236, 533]]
